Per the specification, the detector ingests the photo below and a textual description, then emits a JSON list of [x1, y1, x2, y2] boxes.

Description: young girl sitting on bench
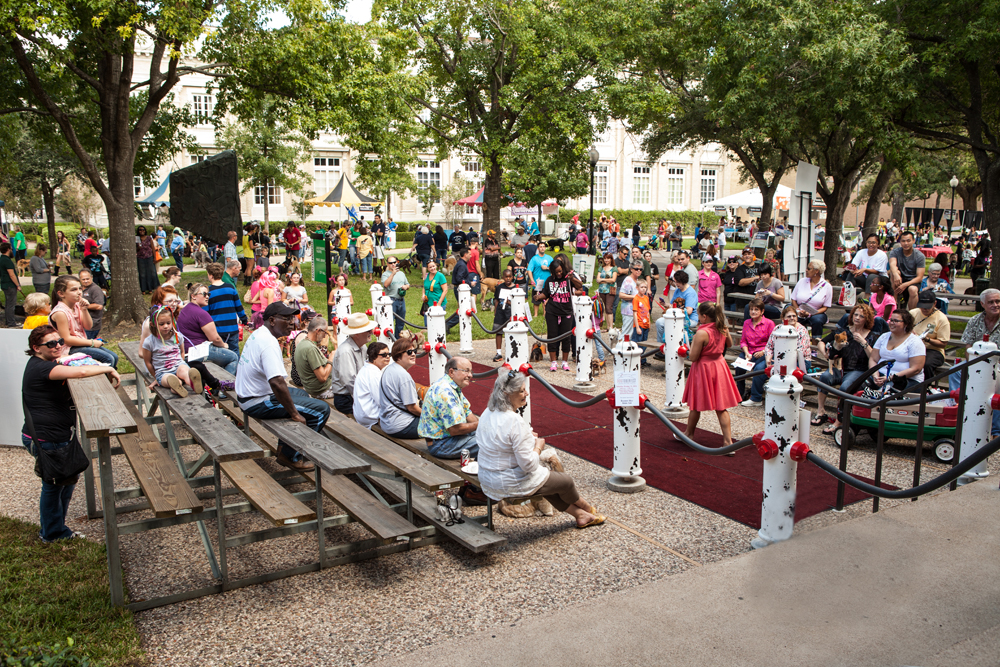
[[142, 305, 202, 398]]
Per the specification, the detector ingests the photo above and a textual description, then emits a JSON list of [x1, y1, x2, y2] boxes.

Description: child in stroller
[[84, 253, 111, 289]]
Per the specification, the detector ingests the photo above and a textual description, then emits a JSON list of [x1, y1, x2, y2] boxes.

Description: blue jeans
[[349, 246, 359, 272], [70, 345, 119, 368], [391, 297, 406, 333], [736, 352, 768, 400], [805, 312, 828, 337], [222, 331, 240, 356], [383, 415, 421, 440], [428, 433, 478, 459], [22, 434, 77, 542], [336, 248, 347, 267], [593, 330, 606, 362], [242, 388, 331, 462], [818, 368, 866, 420], [85, 328, 101, 340], [207, 344, 239, 375], [172, 249, 184, 271], [948, 371, 1000, 437], [360, 255, 373, 274]]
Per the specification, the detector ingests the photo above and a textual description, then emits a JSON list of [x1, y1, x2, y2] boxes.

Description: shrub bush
[[558, 208, 719, 233]]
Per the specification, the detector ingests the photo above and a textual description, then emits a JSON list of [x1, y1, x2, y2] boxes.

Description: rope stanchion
[[593, 334, 615, 355], [526, 370, 609, 408], [646, 404, 753, 455], [806, 434, 1000, 499], [471, 366, 500, 379]]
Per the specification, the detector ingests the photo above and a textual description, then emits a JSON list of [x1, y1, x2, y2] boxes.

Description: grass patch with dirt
[[0, 515, 145, 666]]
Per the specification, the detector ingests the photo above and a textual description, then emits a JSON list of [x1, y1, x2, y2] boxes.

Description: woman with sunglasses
[[177, 283, 240, 375], [139, 285, 182, 345], [22, 324, 120, 542], [869, 309, 925, 393], [352, 342, 392, 429], [378, 338, 423, 439]]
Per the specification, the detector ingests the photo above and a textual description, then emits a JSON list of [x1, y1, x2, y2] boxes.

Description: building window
[[666, 167, 684, 206], [134, 176, 143, 198], [191, 95, 214, 125], [633, 165, 650, 205], [313, 156, 342, 193], [700, 169, 717, 205], [190, 155, 206, 164], [463, 160, 481, 173], [417, 160, 441, 202], [254, 182, 281, 205], [595, 165, 608, 204]]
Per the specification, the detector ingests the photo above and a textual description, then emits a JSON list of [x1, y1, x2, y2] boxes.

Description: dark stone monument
[[169, 150, 242, 244]]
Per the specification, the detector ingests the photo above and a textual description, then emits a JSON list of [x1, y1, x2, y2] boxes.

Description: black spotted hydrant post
[[607, 335, 646, 493]]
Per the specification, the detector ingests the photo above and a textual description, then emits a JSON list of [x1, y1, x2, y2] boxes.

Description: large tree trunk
[[863, 165, 894, 240], [981, 159, 1000, 290], [482, 156, 502, 234], [41, 180, 57, 260], [890, 190, 905, 224], [818, 174, 858, 282], [958, 183, 982, 210], [263, 184, 270, 234], [105, 161, 149, 325]]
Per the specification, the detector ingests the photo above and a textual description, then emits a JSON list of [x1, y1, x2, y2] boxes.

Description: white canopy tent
[[703, 184, 793, 211]]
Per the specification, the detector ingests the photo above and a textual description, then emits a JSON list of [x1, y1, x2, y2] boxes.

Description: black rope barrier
[[594, 335, 615, 354], [646, 403, 754, 455], [527, 327, 576, 345], [806, 434, 1000, 499], [471, 366, 500, 379], [526, 370, 609, 408], [395, 315, 428, 330], [471, 311, 507, 335]]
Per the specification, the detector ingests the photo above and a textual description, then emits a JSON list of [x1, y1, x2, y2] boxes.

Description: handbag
[[154, 248, 162, 262], [23, 399, 89, 486]]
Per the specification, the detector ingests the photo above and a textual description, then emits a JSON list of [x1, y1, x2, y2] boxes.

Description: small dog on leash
[[480, 277, 500, 308], [829, 331, 847, 372], [443, 256, 457, 274], [591, 356, 607, 376], [529, 341, 545, 362], [16, 259, 30, 278], [191, 249, 210, 268]]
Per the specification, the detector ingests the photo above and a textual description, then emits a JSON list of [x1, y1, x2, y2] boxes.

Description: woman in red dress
[[683, 301, 741, 446]]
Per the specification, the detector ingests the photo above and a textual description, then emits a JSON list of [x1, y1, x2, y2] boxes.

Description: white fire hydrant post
[[659, 309, 689, 417], [334, 288, 352, 347], [573, 295, 595, 392], [752, 326, 802, 549], [608, 335, 646, 493], [457, 283, 474, 354], [957, 338, 999, 484], [369, 282, 384, 311], [504, 314, 532, 429], [374, 295, 394, 347], [426, 301, 447, 384], [509, 287, 529, 323]]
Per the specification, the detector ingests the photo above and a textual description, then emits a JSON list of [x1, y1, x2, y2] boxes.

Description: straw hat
[[343, 312, 376, 335]]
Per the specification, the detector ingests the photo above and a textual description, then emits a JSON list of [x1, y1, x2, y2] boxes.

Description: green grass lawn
[[0, 516, 144, 666]]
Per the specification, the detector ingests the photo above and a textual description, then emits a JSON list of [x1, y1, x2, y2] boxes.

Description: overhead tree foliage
[[375, 0, 610, 233], [890, 0, 1000, 287]]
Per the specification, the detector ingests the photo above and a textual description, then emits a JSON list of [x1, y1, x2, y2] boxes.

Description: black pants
[[484, 255, 500, 280], [333, 393, 354, 416], [924, 349, 945, 382], [545, 311, 574, 355]]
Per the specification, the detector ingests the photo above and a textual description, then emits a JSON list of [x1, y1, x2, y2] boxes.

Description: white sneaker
[[740, 399, 762, 407]]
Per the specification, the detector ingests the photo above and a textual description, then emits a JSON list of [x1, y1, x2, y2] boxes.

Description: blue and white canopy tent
[[136, 172, 171, 219]]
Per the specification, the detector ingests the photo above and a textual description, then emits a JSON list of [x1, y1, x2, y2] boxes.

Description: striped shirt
[[207, 282, 247, 336]]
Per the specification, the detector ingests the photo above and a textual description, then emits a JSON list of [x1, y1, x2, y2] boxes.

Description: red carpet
[[411, 358, 885, 528]]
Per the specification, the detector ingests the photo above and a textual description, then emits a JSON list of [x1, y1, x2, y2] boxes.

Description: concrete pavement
[[372, 480, 1000, 667]]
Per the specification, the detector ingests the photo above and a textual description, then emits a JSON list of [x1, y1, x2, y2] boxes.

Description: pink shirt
[[870, 291, 896, 319], [50, 301, 87, 340], [696, 270, 722, 303], [740, 316, 776, 354]]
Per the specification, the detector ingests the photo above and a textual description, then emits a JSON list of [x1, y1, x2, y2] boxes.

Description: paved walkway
[[372, 479, 1000, 667]]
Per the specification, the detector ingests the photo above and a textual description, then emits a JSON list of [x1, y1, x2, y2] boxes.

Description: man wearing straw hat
[[236, 302, 330, 473], [329, 312, 376, 416]]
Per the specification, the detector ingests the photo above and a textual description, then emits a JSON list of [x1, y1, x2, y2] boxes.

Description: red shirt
[[284, 226, 301, 251], [467, 247, 480, 275], [83, 238, 98, 258], [740, 316, 776, 355]]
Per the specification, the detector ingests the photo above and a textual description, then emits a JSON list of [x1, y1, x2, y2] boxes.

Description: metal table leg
[[213, 461, 229, 587], [97, 435, 124, 606]]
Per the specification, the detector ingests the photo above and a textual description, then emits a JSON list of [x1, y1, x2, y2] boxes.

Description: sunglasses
[[377, 352, 391, 358], [405, 349, 417, 356], [42, 338, 66, 349]]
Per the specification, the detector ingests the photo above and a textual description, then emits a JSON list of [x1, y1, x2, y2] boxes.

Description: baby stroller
[[84, 253, 111, 289]]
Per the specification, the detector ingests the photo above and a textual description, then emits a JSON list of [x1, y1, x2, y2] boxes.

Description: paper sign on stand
[[572, 254, 597, 286], [614, 366, 641, 407]]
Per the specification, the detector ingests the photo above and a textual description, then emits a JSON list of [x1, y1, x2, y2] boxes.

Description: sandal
[[822, 423, 840, 435], [810, 414, 829, 426], [576, 513, 606, 529]]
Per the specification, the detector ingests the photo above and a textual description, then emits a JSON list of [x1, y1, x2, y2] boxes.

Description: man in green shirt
[[293, 317, 336, 398], [381, 257, 410, 333], [12, 228, 27, 262], [0, 242, 19, 327], [223, 259, 241, 289]]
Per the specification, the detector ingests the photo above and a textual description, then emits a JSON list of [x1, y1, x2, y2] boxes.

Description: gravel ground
[[2, 304, 995, 666]]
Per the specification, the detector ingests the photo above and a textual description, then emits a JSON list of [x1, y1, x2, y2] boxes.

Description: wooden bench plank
[[119, 341, 152, 382], [219, 459, 316, 526], [162, 389, 264, 461], [215, 399, 420, 542], [365, 475, 507, 553], [379, 431, 481, 486], [115, 387, 203, 518], [68, 375, 137, 438], [258, 419, 370, 476]]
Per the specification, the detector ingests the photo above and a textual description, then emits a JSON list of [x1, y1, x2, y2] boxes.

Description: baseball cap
[[916, 290, 937, 308], [262, 302, 300, 320]]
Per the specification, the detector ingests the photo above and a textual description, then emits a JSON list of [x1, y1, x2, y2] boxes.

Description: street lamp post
[[588, 147, 599, 255], [949, 175, 959, 238]]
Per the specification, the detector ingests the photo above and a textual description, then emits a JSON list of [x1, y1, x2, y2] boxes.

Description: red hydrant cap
[[465, 309, 474, 316], [992, 395, 1000, 411], [423, 342, 432, 351], [366, 309, 373, 316], [518, 363, 532, 375], [756, 438, 779, 460], [638, 394, 648, 410], [789, 441, 810, 462], [605, 387, 616, 409], [949, 389, 962, 401], [586, 328, 595, 339], [677, 345, 689, 356], [373, 328, 381, 337], [384, 328, 393, 337], [435, 342, 447, 352], [780, 365, 788, 376], [792, 368, 805, 381]]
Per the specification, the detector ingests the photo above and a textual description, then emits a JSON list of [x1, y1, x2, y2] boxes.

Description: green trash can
[[312, 231, 328, 286]]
